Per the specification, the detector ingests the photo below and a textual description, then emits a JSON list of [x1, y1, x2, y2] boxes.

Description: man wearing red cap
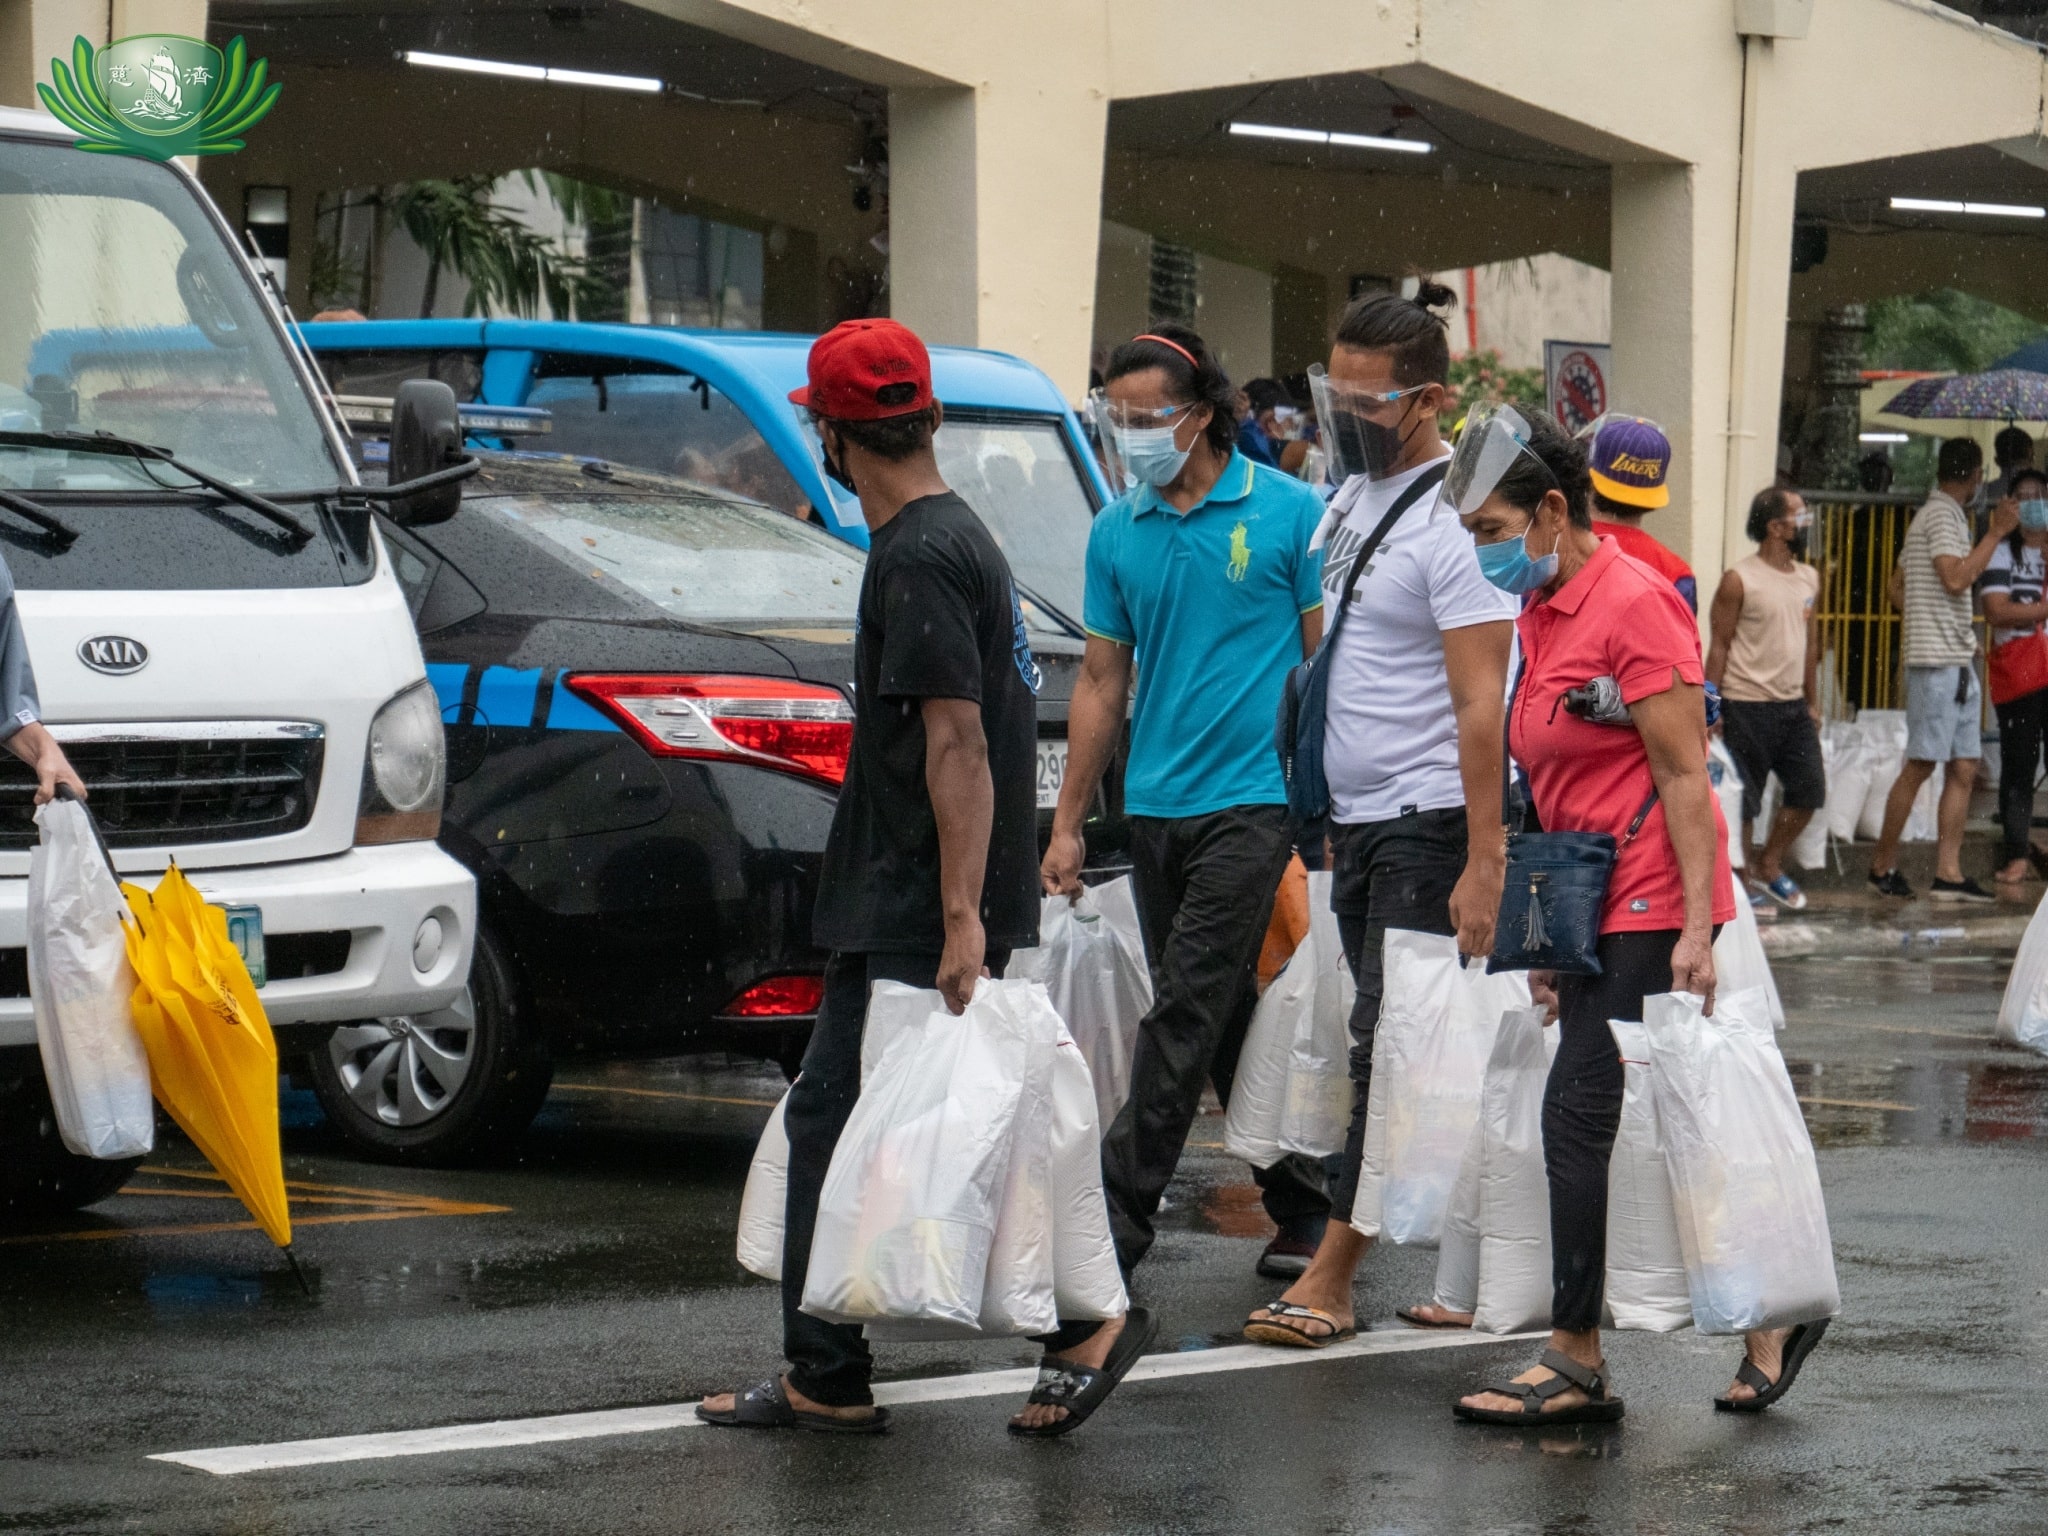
[[700, 319, 1147, 1439]]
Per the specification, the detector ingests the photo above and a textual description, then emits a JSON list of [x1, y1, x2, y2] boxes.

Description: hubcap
[[326, 991, 477, 1128]]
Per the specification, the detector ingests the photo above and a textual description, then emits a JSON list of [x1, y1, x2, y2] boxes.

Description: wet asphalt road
[[2, 899, 2046, 1534]]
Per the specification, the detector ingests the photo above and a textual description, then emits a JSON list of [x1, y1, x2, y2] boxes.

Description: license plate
[[1035, 740, 1068, 811], [222, 904, 267, 989]]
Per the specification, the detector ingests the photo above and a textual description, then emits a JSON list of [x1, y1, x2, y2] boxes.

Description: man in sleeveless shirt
[[1707, 487, 1823, 909]]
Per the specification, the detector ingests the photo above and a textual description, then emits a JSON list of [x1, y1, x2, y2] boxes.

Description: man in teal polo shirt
[[1044, 324, 1329, 1282]]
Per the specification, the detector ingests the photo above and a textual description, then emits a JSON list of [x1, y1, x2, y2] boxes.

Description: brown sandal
[[1243, 1301, 1355, 1349]]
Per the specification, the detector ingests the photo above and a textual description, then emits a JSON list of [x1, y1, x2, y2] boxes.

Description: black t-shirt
[[812, 491, 1042, 953]]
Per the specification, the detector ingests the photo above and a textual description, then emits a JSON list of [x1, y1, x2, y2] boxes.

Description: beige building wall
[[1435, 254, 1613, 372]]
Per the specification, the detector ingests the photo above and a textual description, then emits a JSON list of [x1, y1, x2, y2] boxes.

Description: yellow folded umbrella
[[120, 863, 292, 1252]]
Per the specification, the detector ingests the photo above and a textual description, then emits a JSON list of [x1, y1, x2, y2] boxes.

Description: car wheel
[[309, 920, 551, 1166], [0, 1070, 143, 1221]]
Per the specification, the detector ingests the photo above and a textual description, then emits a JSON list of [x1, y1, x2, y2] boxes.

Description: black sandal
[[1715, 1318, 1829, 1413], [1008, 1307, 1158, 1439], [1452, 1348, 1625, 1426], [695, 1376, 891, 1434], [1243, 1300, 1355, 1349]]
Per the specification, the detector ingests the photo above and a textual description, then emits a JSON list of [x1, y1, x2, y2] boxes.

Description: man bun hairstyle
[[1746, 485, 1798, 543], [1492, 410, 1593, 529], [1938, 435, 1984, 484], [1331, 278, 1457, 387], [1104, 324, 1238, 456]]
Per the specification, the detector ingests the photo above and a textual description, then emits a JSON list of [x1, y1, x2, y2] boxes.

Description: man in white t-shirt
[[1244, 285, 1515, 1348]]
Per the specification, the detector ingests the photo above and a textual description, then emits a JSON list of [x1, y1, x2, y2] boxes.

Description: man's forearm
[[1452, 693, 1507, 865], [1052, 672, 1126, 837], [928, 732, 993, 925]]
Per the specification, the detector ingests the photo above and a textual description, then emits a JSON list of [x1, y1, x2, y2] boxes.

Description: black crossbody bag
[[1275, 463, 1448, 824], [1488, 665, 1660, 976]]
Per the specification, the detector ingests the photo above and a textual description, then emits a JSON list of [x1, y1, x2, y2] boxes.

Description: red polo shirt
[[1511, 537, 1736, 935]]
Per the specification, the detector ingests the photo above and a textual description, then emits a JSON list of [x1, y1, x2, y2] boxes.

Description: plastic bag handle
[[52, 783, 119, 881]]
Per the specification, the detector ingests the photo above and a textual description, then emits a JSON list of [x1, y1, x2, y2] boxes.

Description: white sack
[[1008, 877, 1151, 1129], [1352, 931, 1530, 1248], [736, 1089, 790, 1280], [1790, 733, 1834, 871], [1708, 737, 1747, 870], [1822, 721, 1871, 842], [1714, 882, 1785, 1030], [1643, 987, 1841, 1334], [1222, 872, 1354, 1166], [801, 980, 1031, 1328], [1602, 1019, 1692, 1332], [1856, 710, 1908, 841], [1429, 1117, 1485, 1316], [1470, 1005, 1560, 1335], [27, 798, 152, 1160], [1996, 888, 2048, 1056]]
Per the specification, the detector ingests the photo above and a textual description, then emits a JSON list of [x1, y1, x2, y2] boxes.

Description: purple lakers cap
[[1588, 415, 1671, 508]]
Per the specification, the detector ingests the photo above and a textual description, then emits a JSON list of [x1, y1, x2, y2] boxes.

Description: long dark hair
[[1104, 324, 1238, 456], [1332, 278, 1457, 386]]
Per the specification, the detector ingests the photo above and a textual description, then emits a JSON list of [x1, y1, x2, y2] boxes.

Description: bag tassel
[[1523, 890, 1548, 951]]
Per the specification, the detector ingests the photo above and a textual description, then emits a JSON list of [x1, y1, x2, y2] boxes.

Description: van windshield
[[0, 134, 339, 494]]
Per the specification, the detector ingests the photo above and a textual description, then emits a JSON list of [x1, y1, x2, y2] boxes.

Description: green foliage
[[1866, 290, 2047, 375], [1446, 349, 1547, 417], [388, 176, 610, 320]]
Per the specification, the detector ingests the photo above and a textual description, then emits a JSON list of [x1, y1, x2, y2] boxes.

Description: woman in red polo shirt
[[1446, 412, 1819, 1423]]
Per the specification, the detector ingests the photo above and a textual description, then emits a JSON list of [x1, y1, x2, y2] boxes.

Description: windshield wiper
[[0, 487, 79, 548], [1013, 577, 1084, 639], [0, 430, 314, 547]]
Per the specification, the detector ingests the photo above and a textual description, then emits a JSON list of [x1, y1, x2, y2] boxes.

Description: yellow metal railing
[[1804, 488, 1927, 719]]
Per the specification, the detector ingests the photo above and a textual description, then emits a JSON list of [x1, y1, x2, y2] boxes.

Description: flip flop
[[695, 1376, 891, 1434], [1243, 1300, 1355, 1349], [1453, 1348, 1625, 1426], [1714, 1318, 1830, 1413], [1396, 1304, 1472, 1330], [1008, 1307, 1158, 1438]]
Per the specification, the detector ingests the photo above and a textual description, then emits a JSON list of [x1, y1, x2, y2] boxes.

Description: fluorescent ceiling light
[[1230, 120, 1432, 155], [404, 50, 661, 93], [1860, 431, 1909, 443], [1890, 195, 2044, 218]]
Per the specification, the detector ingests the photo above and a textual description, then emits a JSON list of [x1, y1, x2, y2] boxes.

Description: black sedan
[[306, 452, 1125, 1163]]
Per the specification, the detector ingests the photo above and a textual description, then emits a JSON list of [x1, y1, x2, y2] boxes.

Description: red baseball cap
[[789, 318, 934, 421]]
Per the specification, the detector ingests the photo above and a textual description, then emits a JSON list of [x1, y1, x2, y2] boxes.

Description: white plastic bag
[[1469, 1005, 1558, 1334], [27, 798, 152, 1160], [1602, 1019, 1692, 1331], [1429, 1117, 1485, 1317], [1996, 888, 2048, 1056], [1713, 882, 1785, 1030], [1352, 931, 1530, 1247], [1643, 987, 1841, 1334], [1708, 737, 1747, 870], [1008, 877, 1150, 1130], [801, 980, 1032, 1328], [1790, 732, 1833, 870], [736, 1089, 790, 1280], [1822, 721, 1871, 842], [1856, 710, 1907, 841], [1222, 871, 1354, 1166]]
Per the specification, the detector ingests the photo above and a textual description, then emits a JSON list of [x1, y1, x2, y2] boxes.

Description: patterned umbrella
[[1882, 369, 2048, 421]]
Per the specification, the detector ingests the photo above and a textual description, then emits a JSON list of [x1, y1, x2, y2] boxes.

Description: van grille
[[0, 721, 325, 849]]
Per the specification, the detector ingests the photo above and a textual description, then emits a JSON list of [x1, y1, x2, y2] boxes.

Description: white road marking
[[152, 1325, 1538, 1476]]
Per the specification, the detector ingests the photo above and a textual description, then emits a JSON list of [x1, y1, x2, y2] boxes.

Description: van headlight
[[355, 680, 446, 844]]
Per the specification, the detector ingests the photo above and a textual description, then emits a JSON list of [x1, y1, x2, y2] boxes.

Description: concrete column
[[888, 78, 1108, 399]]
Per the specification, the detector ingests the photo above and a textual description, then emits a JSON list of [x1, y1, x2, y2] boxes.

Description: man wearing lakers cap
[[1584, 414, 1697, 612]]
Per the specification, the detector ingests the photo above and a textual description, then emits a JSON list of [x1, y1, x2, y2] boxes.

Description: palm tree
[[389, 176, 608, 320]]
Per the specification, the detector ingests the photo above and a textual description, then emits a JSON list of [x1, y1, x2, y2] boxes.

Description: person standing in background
[[1047, 325, 1333, 1284], [1980, 464, 2048, 887], [1706, 488, 1824, 911], [1583, 414, 1697, 612], [1989, 424, 2036, 504], [1868, 436, 2014, 903]]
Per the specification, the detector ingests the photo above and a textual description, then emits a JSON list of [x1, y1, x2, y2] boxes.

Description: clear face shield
[[1086, 388, 1200, 491], [1443, 400, 1550, 518], [1306, 363, 1433, 485]]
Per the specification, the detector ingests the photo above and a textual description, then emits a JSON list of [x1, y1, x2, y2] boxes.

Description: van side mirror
[[388, 379, 466, 526]]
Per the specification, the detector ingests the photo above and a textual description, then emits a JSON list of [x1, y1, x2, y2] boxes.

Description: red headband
[[1133, 333, 1201, 372]]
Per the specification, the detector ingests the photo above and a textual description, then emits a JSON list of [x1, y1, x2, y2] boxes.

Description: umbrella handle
[[53, 783, 120, 883]]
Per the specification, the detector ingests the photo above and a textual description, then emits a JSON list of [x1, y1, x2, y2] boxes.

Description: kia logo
[[77, 635, 148, 675]]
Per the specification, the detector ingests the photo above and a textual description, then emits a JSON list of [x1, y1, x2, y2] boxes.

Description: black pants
[[1326, 808, 1467, 1222], [1100, 804, 1317, 1272], [1720, 698, 1827, 824], [781, 945, 1012, 1407], [1996, 686, 2048, 863], [1546, 928, 1703, 1333]]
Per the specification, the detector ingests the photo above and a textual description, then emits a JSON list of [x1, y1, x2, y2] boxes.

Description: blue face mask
[[1116, 423, 1191, 487], [1476, 531, 1559, 594], [2021, 498, 2048, 532]]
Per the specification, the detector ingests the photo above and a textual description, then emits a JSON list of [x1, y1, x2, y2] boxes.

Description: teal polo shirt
[[1083, 451, 1326, 818]]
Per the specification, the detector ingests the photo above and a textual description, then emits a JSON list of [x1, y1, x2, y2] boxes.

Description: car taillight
[[566, 674, 853, 786], [720, 974, 826, 1018]]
